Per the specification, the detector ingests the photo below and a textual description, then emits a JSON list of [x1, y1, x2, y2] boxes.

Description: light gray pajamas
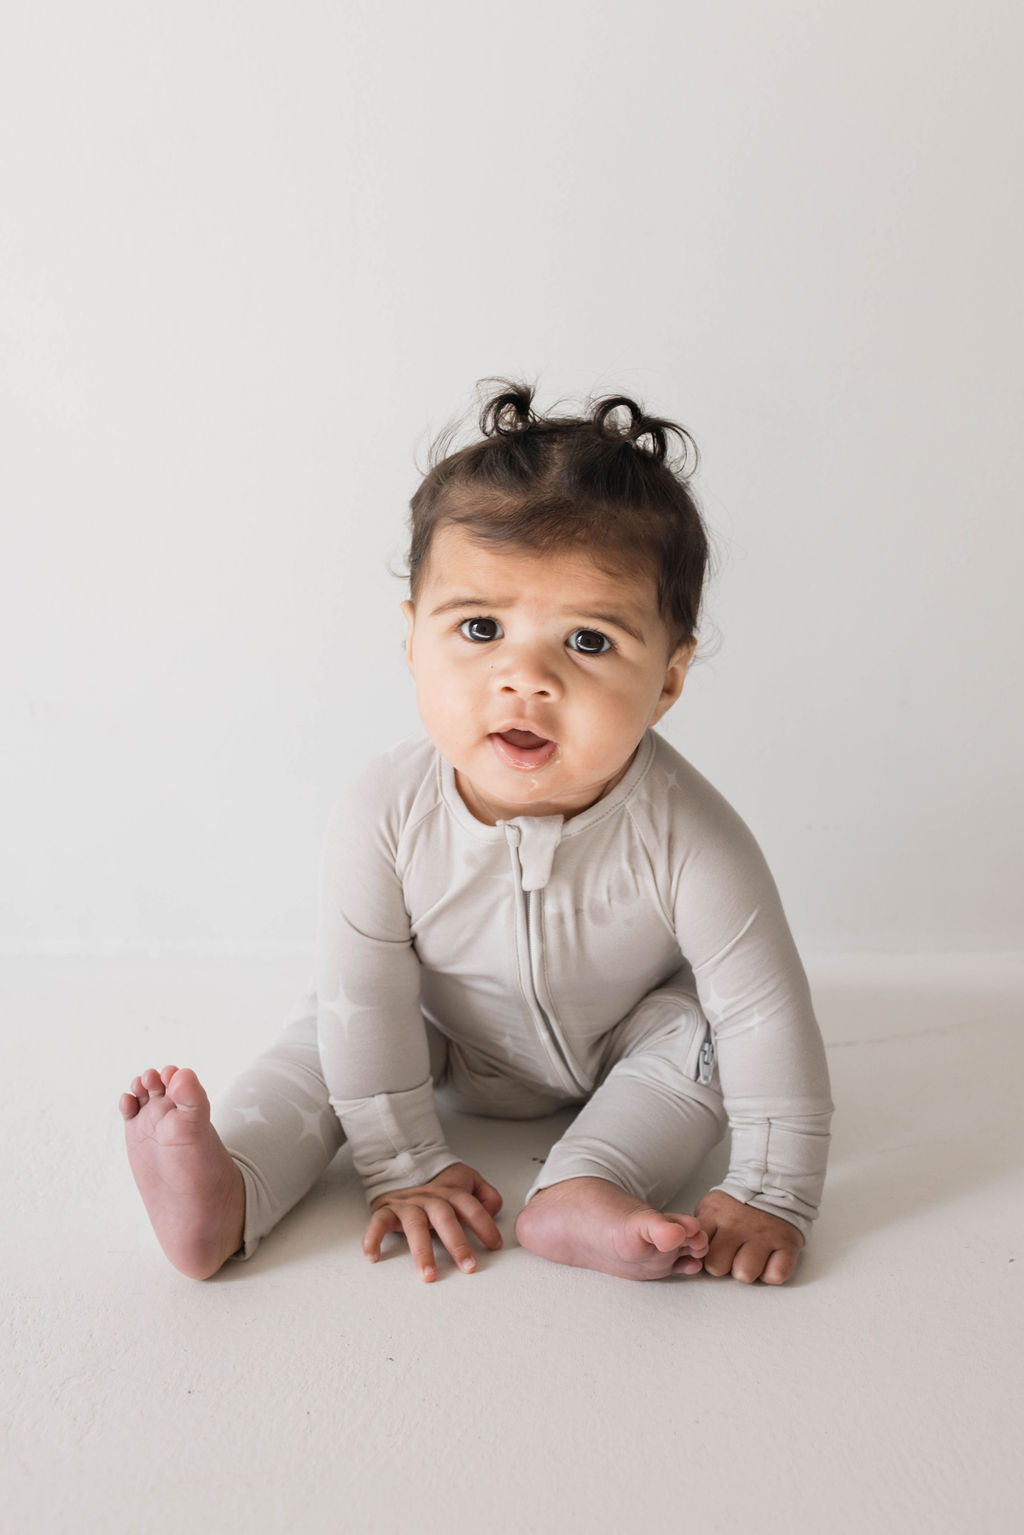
[[214, 729, 833, 1259]]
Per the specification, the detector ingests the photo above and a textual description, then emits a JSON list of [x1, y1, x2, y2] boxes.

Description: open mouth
[[489, 729, 558, 770]]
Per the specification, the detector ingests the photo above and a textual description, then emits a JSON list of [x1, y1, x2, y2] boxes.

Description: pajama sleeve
[[668, 787, 834, 1239], [315, 766, 459, 1203]]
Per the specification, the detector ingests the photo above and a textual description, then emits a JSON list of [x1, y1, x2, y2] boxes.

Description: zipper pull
[[503, 822, 522, 850], [698, 1037, 715, 1085]]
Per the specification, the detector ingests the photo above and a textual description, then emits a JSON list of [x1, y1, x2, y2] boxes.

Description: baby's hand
[[363, 1162, 504, 1283], [693, 1190, 804, 1285]]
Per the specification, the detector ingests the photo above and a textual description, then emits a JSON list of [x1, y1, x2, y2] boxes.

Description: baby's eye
[[568, 628, 613, 655], [459, 617, 504, 643]]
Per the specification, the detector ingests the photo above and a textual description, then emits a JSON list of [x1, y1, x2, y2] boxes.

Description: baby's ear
[[400, 599, 416, 671], [651, 639, 695, 724]]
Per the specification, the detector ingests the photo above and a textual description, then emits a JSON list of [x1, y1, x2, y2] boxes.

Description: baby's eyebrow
[[430, 595, 647, 644], [576, 610, 647, 644], [430, 596, 511, 616]]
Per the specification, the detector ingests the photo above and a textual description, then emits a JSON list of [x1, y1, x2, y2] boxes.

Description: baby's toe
[[166, 1067, 210, 1116], [666, 1213, 708, 1251], [119, 1091, 141, 1120], [647, 1214, 703, 1255], [140, 1068, 166, 1096], [671, 1254, 704, 1275], [631, 1213, 692, 1257]]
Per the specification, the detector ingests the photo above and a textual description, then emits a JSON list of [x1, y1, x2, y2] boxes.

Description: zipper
[[698, 1034, 715, 1086], [504, 824, 587, 1096], [526, 890, 589, 1093]]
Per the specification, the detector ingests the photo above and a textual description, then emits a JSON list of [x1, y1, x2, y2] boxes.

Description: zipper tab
[[698, 1036, 715, 1085]]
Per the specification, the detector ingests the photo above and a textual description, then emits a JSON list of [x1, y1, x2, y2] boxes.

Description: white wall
[[3, 0, 1022, 955]]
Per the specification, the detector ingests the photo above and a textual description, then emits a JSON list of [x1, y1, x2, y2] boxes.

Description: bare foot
[[119, 1066, 245, 1279], [514, 1176, 709, 1281]]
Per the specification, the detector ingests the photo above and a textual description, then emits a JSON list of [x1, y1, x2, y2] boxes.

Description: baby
[[120, 382, 834, 1286]]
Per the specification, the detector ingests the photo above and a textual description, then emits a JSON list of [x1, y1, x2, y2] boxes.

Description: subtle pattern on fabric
[[312, 729, 833, 1233], [213, 728, 832, 1259], [213, 995, 343, 1259], [215, 984, 728, 1259]]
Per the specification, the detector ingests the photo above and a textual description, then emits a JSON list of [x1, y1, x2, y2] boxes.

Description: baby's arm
[[664, 762, 834, 1264], [315, 761, 502, 1271]]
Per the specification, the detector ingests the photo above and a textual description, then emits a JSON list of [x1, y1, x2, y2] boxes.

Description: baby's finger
[[693, 1207, 719, 1245], [363, 1207, 400, 1262], [470, 1173, 503, 1217], [423, 1199, 479, 1274], [703, 1228, 740, 1278], [730, 1239, 772, 1285], [448, 1190, 503, 1251], [397, 1205, 438, 1283], [761, 1246, 800, 1286]]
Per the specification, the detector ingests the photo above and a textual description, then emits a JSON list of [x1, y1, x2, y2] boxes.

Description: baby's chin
[[453, 757, 632, 826]]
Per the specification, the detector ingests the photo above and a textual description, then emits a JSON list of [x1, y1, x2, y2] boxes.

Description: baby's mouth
[[502, 729, 549, 749], [489, 729, 558, 770]]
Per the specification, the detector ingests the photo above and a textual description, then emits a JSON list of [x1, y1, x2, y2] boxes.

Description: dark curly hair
[[408, 378, 710, 649]]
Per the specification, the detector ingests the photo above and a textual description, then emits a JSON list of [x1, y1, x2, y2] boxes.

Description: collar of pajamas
[[315, 729, 833, 1235]]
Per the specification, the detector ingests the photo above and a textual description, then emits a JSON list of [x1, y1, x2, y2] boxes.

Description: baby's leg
[[120, 992, 343, 1277], [210, 995, 345, 1259], [515, 974, 726, 1281]]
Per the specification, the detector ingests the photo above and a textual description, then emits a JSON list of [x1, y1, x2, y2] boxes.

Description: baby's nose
[[495, 645, 562, 698]]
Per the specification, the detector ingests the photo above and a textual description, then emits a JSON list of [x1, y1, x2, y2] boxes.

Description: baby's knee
[[604, 1001, 718, 1100]]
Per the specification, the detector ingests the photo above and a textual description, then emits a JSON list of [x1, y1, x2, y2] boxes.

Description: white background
[[3, 0, 1022, 956]]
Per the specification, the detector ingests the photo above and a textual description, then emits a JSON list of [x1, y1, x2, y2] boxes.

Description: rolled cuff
[[715, 1109, 833, 1240], [328, 1077, 458, 1204]]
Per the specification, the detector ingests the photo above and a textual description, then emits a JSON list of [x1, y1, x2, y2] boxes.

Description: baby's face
[[402, 523, 693, 824]]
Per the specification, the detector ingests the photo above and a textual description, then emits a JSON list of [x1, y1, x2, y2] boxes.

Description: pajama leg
[[524, 967, 727, 1210], [212, 993, 453, 1259], [212, 989, 344, 1259]]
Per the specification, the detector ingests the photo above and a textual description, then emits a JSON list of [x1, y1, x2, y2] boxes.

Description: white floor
[[3, 952, 1022, 1535]]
